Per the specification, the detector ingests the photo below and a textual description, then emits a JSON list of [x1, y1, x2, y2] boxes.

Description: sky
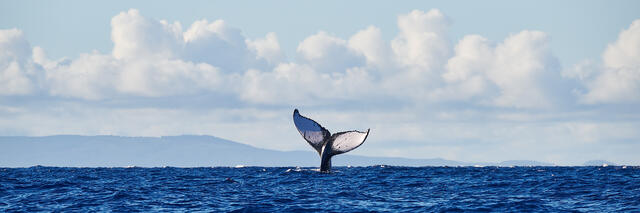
[[1, 0, 639, 165]]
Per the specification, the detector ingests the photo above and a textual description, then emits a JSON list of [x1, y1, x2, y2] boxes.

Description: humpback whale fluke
[[293, 109, 370, 172]]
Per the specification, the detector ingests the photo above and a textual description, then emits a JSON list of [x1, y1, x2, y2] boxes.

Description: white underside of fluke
[[293, 109, 369, 172]]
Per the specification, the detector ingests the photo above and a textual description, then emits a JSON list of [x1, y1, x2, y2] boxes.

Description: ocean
[[1, 166, 639, 212]]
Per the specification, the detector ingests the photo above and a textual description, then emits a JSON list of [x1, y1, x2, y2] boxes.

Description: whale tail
[[293, 109, 370, 172]]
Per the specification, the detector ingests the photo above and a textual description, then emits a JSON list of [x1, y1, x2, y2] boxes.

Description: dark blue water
[[1, 166, 639, 212]]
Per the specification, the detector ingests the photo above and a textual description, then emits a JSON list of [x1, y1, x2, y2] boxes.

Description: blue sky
[[1, 1, 639, 165], [3, 1, 639, 65]]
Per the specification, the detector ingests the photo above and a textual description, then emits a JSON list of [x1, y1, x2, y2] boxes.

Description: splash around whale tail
[[293, 109, 370, 172]]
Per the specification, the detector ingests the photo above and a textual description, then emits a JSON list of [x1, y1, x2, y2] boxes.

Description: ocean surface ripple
[[1, 166, 639, 212]]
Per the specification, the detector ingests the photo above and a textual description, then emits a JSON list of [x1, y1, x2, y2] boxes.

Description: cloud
[[7, 9, 288, 100], [438, 35, 495, 101], [0, 29, 44, 96], [297, 31, 365, 73], [111, 9, 279, 72], [578, 19, 640, 104], [391, 9, 451, 72], [240, 63, 320, 104], [240, 29, 382, 105], [46, 52, 229, 99], [0, 9, 634, 107], [489, 30, 561, 108], [435, 31, 562, 108], [111, 9, 183, 60], [1, 8, 567, 109], [246, 32, 284, 65], [183, 19, 260, 72], [603, 20, 640, 70], [348, 26, 392, 70], [46, 52, 119, 99], [2, 8, 640, 165], [239, 63, 374, 105]]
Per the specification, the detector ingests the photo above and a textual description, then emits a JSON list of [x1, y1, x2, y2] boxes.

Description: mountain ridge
[[0, 135, 619, 167]]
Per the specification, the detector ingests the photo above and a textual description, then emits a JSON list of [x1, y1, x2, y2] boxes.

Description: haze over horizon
[[1, 1, 640, 165], [0, 135, 619, 167]]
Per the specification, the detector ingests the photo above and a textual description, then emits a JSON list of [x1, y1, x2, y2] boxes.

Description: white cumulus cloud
[[246, 32, 284, 65], [111, 9, 183, 60], [0, 8, 632, 110], [579, 19, 640, 104], [348, 26, 392, 70], [0, 29, 43, 95], [239, 63, 374, 105], [15, 9, 284, 100], [489, 30, 561, 108], [391, 9, 451, 72], [435, 31, 562, 108], [297, 31, 365, 73], [2, 8, 640, 165]]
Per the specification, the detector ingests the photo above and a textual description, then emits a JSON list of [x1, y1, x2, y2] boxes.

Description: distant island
[[0, 135, 619, 167], [583, 160, 617, 166]]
